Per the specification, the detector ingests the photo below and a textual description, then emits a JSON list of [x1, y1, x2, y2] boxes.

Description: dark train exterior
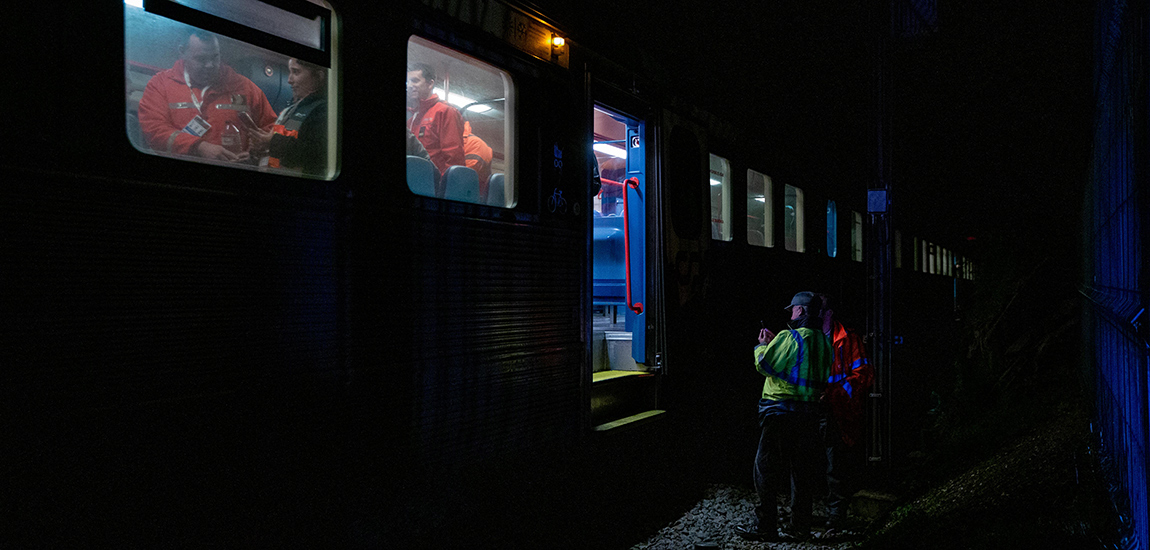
[[5, 0, 977, 546]]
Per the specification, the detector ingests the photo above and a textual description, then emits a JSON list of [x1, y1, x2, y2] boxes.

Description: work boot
[[735, 520, 779, 542]]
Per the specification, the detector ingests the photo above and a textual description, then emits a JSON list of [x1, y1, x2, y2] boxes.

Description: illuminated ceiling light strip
[[124, 0, 144, 7], [593, 143, 627, 159], [434, 87, 492, 113]]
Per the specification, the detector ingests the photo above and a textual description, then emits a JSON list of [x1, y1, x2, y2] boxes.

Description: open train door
[[589, 103, 665, 431]]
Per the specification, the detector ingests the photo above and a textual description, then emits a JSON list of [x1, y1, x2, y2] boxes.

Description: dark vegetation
[[859, 245, 1123, 549]]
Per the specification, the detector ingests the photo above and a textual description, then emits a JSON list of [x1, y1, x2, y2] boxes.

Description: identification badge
[[182, 115, 211, 137]]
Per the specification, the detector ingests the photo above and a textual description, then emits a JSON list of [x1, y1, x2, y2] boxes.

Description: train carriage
[[4, 0, 978, 546]]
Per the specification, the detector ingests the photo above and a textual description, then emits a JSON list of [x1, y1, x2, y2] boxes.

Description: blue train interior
[[123, 0, 335, 177], [405, 36, 514, 207], [590, 104, 658, 428], [125, 8, 291, 147]]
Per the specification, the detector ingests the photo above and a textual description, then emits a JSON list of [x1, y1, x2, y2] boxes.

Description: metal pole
[[866, 0, 894, 473]]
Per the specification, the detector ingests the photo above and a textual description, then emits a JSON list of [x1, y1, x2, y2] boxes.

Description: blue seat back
[[592, 214, 626, 304], [487, 173, 506, 207], [406, 156, 438, 197], [443, 165, 480, 203]]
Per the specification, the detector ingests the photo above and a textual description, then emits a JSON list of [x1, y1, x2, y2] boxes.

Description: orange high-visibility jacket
[[138, 60, 277, 155], [825, 321, 875, 447], [463, 121, 493, 198], [408, 94, 465, 175]]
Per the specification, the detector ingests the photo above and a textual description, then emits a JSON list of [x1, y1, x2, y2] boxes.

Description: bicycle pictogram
[[548, 188, 567, 214]]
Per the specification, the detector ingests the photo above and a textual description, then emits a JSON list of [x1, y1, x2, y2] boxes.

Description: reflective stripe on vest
[[267, 99, 323, 168]]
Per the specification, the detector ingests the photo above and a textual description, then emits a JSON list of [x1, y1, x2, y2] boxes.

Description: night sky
[[534, 0, 1094, 266]]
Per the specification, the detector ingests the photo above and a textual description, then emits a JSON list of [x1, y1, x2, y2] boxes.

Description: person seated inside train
[[137, 30, 278, 161], [407, 62, 465, 175], [246, 58, 329, 176], [462, 121, 493, 199]]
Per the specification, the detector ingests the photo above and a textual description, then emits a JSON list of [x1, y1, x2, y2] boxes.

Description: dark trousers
[[753, 411, 822, 530], [821, 416, 861, 522]]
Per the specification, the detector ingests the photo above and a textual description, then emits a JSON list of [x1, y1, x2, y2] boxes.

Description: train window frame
[[124, 0, 339, 180], [405, 35, 517, 208], [784, 184, 805, 253], [709, 154, 732, 241], [826, 200, 838, 258], [851, 210, 863, 262], [746, 169, 774, 248], [894, 230, 903, 268]]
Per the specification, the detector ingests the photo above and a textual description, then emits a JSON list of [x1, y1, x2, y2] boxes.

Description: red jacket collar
[[832, 321, 849, 346], [411, 93, 440, 114]]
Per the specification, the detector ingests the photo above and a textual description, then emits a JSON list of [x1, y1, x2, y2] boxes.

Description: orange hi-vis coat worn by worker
[[824, 321, 875, 447], [138, 59, 277, 155], [408, 93, 465, 175], [462, 121, 493, 199]]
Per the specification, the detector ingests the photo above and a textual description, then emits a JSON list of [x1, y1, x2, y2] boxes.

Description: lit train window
[[125, 0, 338, 179], [826, 201, 838, 258], [709, 154, 732, 241], [746, 169, 774, 247], [851, 211, 863, 262], [406, 36, 516, 207], [784, 184, 805, 252]]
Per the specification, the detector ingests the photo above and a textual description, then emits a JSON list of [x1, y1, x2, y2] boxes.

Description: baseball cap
[[784, 291, 819, 310]]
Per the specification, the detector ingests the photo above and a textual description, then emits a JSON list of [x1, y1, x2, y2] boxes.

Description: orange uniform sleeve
[[438, 106, 466, 169], [137, 74, 200, 156]]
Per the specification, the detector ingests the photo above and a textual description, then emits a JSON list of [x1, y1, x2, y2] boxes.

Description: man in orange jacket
[[407, 62, 465, 176], [818, 294, 875, 533], [138, 31, 277, 161], [462, 121, 493, 200]]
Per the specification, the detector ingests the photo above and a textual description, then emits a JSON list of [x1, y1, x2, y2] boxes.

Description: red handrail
[[622, 177, 644, 315], [596, 177, 623, 198]]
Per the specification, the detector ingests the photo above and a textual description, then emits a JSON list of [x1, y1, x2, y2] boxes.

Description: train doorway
[[590, 104, 663, 431]]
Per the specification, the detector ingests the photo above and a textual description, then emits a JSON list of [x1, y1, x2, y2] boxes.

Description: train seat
[[593, 214, 626, 304], [443, 165, 480, 202], [487, 173, 505, 207], [406, 155, 438, 197]]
